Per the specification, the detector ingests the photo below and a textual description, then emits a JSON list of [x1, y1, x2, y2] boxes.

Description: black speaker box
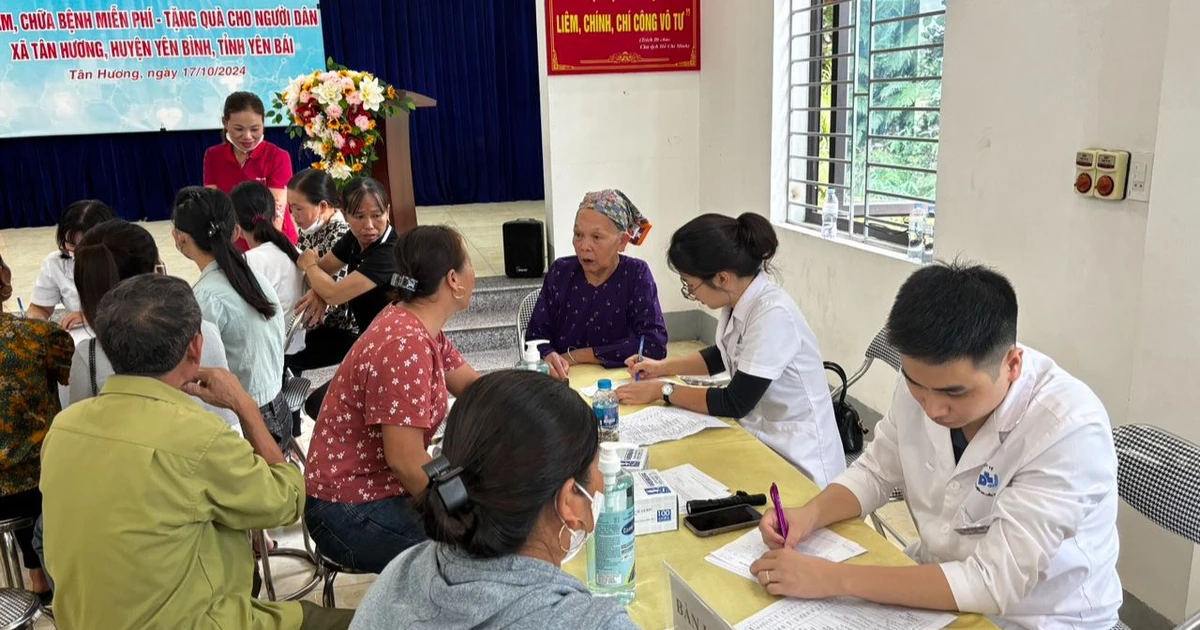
[[502, 218, 545, 278]]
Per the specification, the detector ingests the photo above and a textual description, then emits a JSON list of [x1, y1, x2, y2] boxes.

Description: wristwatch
[[661, 382, 675, 406]]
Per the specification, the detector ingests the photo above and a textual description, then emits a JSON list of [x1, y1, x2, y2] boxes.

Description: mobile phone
[[683, 504, 762, 537]]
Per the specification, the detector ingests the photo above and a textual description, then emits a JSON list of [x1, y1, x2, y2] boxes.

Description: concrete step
[[460, 348, 520, 374], [444, 308, 517, 355], [467, 276, 542, 314]]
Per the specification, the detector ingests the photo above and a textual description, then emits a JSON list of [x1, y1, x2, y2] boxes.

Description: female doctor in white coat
[[753, 263, 1122, 630], [618, 213, 845, 488]]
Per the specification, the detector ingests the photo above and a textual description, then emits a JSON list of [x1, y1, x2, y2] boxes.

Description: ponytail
[[231, 181, 300, 263], [172, 187, 277, 319]]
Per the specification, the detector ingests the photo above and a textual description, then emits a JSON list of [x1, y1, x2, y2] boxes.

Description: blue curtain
[[0, 0, 544, 229]]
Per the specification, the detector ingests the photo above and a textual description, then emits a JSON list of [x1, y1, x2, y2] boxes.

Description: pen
[[770, 482, 789, 542], [16, 298, 25, 319], [634, 335, 645, 381]]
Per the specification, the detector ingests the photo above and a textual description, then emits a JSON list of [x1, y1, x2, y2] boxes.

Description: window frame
[[777, 0, 944, 256]]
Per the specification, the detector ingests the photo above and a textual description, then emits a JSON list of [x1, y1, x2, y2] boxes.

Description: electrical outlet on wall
[[1127, 152, 1154, 202]]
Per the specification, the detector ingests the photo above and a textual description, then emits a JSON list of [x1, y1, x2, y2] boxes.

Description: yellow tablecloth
[[564, 365, 997, 630]]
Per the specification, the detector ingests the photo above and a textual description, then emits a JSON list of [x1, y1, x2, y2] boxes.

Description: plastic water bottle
[[593, 380, 620, 443], [515, 340, 550, 374], [907, 204, 928, 262], [587, 443, 636, 604], [821, 191, 839, 239], [922, 204, 936, 265]]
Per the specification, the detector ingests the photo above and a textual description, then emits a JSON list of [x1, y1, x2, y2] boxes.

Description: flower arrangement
[[271, 59, 415, 184]]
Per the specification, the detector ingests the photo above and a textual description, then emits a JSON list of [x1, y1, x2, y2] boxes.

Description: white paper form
[[580, 379, 632, 397], [705, 529, 866, 581], [618, 406, 731, 446], [734, 597, 956, 630], [661, 463, 730, 504]]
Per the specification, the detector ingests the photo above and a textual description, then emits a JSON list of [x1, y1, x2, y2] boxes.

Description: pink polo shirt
[[202, 140, 299, 251]]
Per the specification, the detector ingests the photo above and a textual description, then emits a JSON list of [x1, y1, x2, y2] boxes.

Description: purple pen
[[770, 482, 789, 542]]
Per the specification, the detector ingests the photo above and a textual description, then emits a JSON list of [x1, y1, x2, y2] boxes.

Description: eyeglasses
[[680, 277, 701, 302]]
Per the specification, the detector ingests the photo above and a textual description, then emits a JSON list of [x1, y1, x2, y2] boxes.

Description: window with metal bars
[[785, 0, 944, 252]]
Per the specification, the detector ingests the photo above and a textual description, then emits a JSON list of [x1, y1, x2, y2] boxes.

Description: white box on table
[[632, 469, 678, 535]]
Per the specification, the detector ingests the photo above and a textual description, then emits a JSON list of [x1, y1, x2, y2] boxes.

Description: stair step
[[467, 276, 542, 314], [462, 348, 520, 374]]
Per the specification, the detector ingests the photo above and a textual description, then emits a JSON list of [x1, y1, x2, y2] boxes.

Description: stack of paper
[[735, 597, 956, 630], [661, 463, 729, 504], [618, 407, 731, 446], [705, 528, 866, 582], [580, 379, 632, 397]]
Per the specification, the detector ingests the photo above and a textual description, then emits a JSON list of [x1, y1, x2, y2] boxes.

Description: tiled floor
[[0, 200, 545, 307]]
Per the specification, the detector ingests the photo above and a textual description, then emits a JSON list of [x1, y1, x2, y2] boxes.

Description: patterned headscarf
[[577, 189, 653, 246]]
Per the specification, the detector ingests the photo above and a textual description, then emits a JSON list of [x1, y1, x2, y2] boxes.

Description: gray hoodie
[[350, 541, 641, 630]]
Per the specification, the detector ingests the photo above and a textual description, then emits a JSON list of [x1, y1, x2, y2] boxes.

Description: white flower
[[304, 139, 323, 154], [328, 160, 353, 180], [359, 76, 385, 111], [312, 79, 344, 107]]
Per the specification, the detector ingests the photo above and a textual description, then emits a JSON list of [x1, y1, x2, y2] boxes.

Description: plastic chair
[[1112, 424, 1200, 630], [834, 327, 914, 545], [513, 288, 542, 357]]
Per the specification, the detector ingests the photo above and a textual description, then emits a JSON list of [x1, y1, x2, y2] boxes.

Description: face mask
[[299, 216, 326, 236], [560, 481, 603, 566], [227, 132, 264, 153]]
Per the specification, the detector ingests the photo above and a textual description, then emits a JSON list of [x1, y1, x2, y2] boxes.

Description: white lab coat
[[715, 274, 845, 487], [836, 346, 1122, 630]]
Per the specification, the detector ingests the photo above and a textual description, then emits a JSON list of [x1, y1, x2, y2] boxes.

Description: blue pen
[[16, 298, 25, 318], [634, 335, 646, 381]]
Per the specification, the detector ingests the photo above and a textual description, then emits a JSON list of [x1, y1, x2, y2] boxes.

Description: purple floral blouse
[[525, 255, 668, 368]]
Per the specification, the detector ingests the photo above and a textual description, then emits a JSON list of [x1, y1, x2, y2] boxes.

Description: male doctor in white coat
[[753, 262, 1122, 630]]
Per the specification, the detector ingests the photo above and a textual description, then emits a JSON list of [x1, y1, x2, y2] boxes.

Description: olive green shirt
[[40, 375, 305, 629]]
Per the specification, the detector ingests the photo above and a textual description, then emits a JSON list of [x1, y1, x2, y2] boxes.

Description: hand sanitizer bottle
[[587, 442, 636, 605], [515, 340, 550, 374]]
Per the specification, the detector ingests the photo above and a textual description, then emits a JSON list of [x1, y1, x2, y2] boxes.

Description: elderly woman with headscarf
[[525, 189, 668, 381]]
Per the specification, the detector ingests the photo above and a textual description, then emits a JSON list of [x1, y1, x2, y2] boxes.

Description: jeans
[[305, 495, 426, 574]]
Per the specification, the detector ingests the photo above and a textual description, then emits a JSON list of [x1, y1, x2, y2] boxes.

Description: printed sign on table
[[546, 0, 699, 75]]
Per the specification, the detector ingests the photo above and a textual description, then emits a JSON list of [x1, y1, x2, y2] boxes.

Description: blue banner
[[0, 1, 325, 138]]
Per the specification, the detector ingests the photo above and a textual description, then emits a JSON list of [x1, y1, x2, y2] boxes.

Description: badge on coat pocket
[[953, 523, 992, 536]]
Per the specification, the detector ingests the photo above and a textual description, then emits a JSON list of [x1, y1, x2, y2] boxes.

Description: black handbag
[[824, 361, 867, 454]]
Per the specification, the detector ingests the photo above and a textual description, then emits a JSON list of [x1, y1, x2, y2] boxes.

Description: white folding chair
[[513, 288, 542, 358], [1111, 424, 1200, 630]]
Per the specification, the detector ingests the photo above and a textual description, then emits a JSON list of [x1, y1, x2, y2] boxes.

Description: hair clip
[[207, 221, 223, 238], [391, 274, 418, 292], [422, 456, 469, 515], [252, 215, 265, 225]]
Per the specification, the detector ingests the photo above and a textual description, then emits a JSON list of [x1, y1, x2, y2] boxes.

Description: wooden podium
[[370, 91, 436, 234]]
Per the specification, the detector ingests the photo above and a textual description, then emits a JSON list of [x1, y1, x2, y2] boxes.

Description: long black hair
[[74, 220, 159, 326], [230, 181, 300, 263], [172, 187, 277, 319], [415, 371, 599, 558]]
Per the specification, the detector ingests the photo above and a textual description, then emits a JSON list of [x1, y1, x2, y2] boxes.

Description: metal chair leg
[[0, 532, 25, 589], [255, 531, 278, 602], [322, 567, 339, 608]]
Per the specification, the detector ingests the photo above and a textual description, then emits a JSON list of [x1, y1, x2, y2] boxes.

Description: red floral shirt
[[305, 305, 464, 503]]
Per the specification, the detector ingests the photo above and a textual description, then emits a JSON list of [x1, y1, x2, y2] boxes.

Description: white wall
[[1126, 0, 1200, 619], [535, 0, 699, 315], [697, 0, 1194, 620]]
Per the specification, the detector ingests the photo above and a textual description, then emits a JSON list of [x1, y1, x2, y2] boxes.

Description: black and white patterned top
[[298, 214, 358, 334]]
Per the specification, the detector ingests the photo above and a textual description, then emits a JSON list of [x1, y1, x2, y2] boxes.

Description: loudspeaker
[[502, 219, 545, 278]]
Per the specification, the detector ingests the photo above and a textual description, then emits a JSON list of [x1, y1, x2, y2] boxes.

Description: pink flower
[[332, 132, 346, 149], [326, 104, 344, 119], [354, 115, 370, 131], [345, 91, 363, 106], [299, 91, 311, 103]]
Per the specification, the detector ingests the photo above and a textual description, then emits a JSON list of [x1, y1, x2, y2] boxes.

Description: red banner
[[546, 0, 700, 75]]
